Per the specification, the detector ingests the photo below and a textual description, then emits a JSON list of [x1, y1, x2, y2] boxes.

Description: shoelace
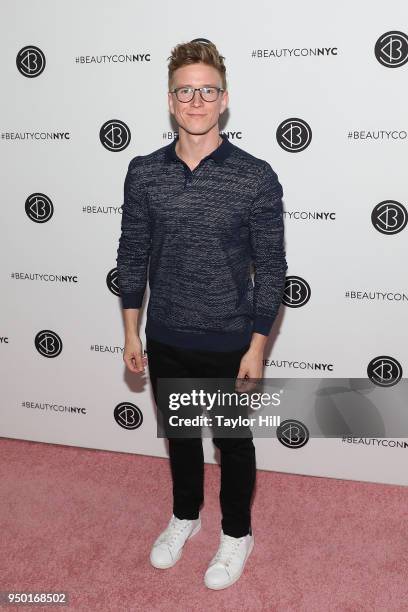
[[212, 533, 244, 566], [157, 516, 190, 547]]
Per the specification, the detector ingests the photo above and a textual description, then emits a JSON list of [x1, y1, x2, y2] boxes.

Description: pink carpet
[[1, 437, 407, 612]]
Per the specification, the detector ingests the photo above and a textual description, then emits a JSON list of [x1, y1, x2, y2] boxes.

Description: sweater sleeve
[[249, 161, 288, 336], [116, 157, 151, 309]]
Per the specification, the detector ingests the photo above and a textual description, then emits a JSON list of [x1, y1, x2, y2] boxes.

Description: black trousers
[[146, 336, 256, 538]]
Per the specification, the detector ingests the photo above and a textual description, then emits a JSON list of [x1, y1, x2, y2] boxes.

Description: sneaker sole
[[204, 535, 254, 590], [150, 519, 202, 569]]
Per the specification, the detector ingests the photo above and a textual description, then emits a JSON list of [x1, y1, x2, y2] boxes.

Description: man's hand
[[123, 334, 147, 373], [235, 333, 267, 392]]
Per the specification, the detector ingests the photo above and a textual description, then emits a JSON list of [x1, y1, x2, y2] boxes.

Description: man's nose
[[191, 90, 204, 106]]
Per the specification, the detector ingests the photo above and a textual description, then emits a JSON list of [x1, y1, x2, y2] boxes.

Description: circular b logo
[[25, 193, 54, 223], [282, 276, 311, 308], [276, 118, 312, 152], [371, 200, 407, 235], [190, 37, 213, 45], [100, 120, 131, 152], [107, 268, 119, 296], [114, 402, 143, 430], [35, 330, 63, 358], [367, 356, 402, 387], [374, 31, 408, 68], [16, 45, 46, 77], [277, 419, 309, 448]]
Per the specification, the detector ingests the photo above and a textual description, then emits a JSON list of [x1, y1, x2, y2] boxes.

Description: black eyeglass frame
[[169, 86, 225, 103]]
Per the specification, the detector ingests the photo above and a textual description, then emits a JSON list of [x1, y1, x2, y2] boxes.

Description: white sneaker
[[150, 513, 201, 569], [204, 528, 254, 590]]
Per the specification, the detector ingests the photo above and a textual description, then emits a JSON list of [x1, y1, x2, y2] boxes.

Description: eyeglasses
[[170, 86, 225, 103]]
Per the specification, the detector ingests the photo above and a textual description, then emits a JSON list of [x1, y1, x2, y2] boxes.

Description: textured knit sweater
[[116, 132, 288, 352]]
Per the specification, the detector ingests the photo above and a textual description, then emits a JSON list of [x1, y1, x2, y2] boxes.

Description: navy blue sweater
[[116, 133, 288, 351]]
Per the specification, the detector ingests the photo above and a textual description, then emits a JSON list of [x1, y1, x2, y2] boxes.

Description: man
[[116, 40, 287, 590]]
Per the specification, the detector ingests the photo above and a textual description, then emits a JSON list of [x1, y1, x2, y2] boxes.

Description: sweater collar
[[164, 132, 233, 164]]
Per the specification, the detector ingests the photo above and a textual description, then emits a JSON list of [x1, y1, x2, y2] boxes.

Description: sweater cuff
[[252, 315, 274, 337], [120, 290, 144, 309]]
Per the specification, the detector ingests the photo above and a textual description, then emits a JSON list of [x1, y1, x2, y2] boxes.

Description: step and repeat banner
[[1, 1, 407, 485]]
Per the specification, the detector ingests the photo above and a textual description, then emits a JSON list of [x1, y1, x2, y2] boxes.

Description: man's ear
[[168, 91, 175, 116], [220, 90, 229, 115]]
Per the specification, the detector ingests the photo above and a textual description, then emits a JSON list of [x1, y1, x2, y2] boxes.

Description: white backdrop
[[1, 0, 407, 485]]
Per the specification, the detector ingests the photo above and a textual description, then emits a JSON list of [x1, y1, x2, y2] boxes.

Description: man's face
[[168, 62, 228, 136]]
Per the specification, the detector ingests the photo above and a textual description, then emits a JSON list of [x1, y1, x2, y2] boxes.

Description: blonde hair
[[167, 39, 227, 91]]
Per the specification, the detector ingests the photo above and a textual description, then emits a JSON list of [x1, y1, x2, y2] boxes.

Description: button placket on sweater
[[178, 158, 208, 189]]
